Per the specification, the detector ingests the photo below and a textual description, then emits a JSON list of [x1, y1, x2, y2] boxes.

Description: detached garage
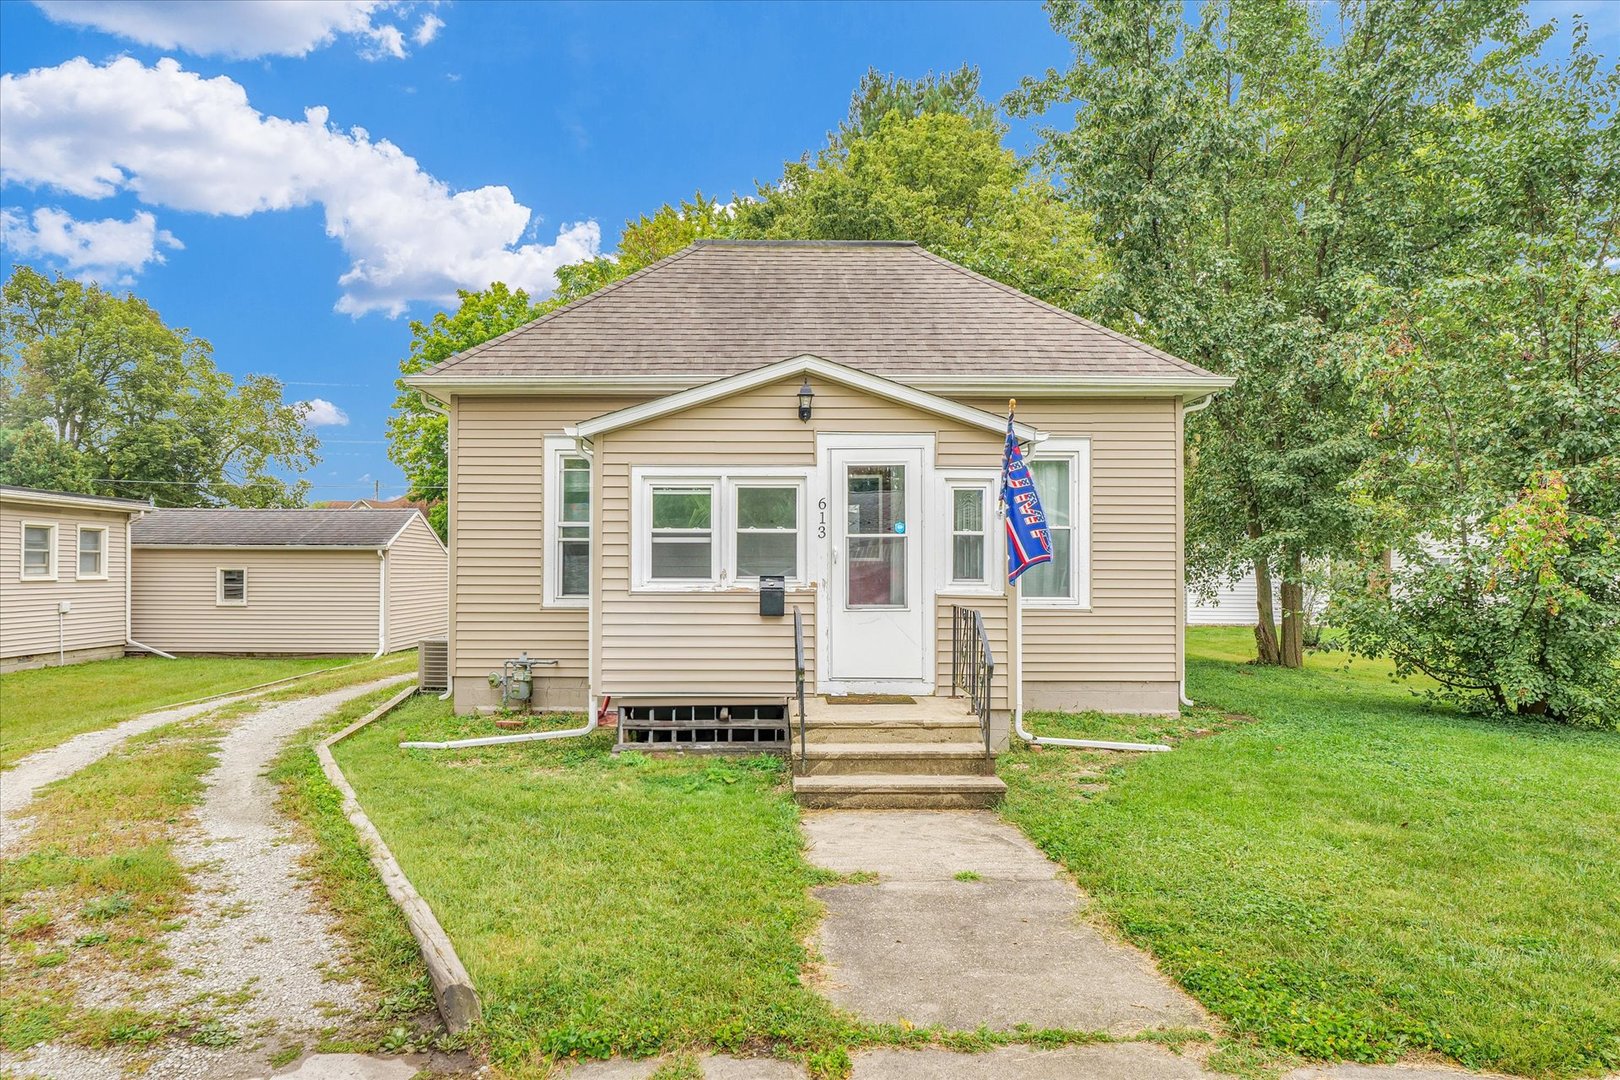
[[131, 508, 446, 656]]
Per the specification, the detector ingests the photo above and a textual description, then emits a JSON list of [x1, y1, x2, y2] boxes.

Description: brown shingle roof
[[132, 509, 421, 548], [417, 240, 1219, 383]]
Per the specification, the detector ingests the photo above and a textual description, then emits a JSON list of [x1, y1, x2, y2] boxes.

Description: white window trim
[[936, 470, 1001, 597], [19, 520, 57, 581], [728, 478, 808, 586], [217, 567, 248, 606], [1021, 436, 1092, 609], [632, 466, 814, 593], [543, 435, 591, 609], [76, 524, 109, 580]]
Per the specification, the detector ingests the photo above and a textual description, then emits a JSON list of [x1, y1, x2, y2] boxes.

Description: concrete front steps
[[790, 696, 1007, 808]]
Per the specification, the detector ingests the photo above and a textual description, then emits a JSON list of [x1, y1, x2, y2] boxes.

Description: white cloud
[[0, 57, 602, 316], [414, 13, 444, 46], [301, 398, 350, 427], [30, 1, 439, 62], [0, 206, 181, 284]]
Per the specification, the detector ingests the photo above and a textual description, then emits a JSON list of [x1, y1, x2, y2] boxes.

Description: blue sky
[[1, 1, 1614, 501]]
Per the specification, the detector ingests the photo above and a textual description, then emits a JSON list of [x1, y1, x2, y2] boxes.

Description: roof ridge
[[425, 243, 708, 377], [693, 239, 919, 248], [904, 246, 1210, 377]]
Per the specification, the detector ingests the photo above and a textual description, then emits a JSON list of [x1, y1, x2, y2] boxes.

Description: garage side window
[[78, 526, 107, 578], [218, 568, 247, 605], [21, 522, 56, 579]]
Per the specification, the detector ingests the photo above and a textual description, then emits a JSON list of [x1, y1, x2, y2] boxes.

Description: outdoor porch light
[[797, 378, 815, 421]]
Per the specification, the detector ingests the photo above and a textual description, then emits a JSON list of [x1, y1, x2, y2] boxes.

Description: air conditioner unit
[[418, 637, 449, 693]]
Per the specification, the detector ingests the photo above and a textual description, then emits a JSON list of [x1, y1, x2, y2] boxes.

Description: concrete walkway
[[802, 809, 1205, 1034]]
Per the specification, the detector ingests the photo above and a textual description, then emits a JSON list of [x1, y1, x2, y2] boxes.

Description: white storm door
[[826, 446, 929, 686]]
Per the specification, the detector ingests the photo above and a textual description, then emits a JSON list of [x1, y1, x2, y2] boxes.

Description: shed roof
[[132, 508, 421, 549], [412, 240, 1226, 388]]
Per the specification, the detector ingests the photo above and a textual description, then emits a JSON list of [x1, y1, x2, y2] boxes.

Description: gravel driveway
[[6, 675, 415, 1080]]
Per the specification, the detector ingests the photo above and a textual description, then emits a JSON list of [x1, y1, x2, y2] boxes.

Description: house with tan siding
[[130, 508, 446, 657], [1, 485, 150, 671], [406, 240, 1231, 807]]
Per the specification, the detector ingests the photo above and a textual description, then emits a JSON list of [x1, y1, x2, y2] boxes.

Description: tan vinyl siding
[[934, 601, 1011, 712], [450, 396, 643, 699], [383, 515, 448, 650], [968, 396, 1182, 713], [0, 501, 133, 663], [131, 548, 379, 654], [595, 376, 1006, 700]]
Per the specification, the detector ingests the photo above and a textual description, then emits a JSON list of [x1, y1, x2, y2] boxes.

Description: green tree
[[738, 68, 1102, 311], [1009, 0, 1533, 665], [0, 267, 317, 506], [1334, 27, 1619, 725]]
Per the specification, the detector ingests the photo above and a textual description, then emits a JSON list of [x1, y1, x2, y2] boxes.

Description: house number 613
[[817, 497, 827, 538]]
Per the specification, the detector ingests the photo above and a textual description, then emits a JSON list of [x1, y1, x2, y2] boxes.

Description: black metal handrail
[[951, 605, 995, 759], [793, 605, 807, 769]]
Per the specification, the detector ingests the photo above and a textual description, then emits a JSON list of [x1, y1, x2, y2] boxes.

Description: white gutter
[[373, 549, 387, 660]]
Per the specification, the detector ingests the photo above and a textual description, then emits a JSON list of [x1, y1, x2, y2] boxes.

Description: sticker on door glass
[[894, 521, 906, 534]]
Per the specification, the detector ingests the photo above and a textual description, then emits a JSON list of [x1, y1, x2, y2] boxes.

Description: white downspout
[[400, 710, 597, 751], [373, 548, 387, 660], [1177, 394, 1215, 709], [125, 508, 177, 660]]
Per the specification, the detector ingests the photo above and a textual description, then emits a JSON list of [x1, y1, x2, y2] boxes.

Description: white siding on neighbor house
[[131, 547, 380, 654], [967, 397, 1183, 714], [0, 500, 134, 665], [450, 395, 644, 707], [384, 514, 448, 650], [1187, 571, 1274, 626]]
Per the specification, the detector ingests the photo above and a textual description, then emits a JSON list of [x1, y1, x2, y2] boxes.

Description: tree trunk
[[1252, 556, 1282, 665], [1279, 547, 1306, 669]]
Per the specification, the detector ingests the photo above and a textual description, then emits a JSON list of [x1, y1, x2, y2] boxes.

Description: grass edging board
[[315, 684, 483, 1034]]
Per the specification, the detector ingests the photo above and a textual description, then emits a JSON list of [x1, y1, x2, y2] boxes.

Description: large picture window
[[633, 468, 810, 591], [1020, 438, 1091, 607], [543, 437, 592, 607]]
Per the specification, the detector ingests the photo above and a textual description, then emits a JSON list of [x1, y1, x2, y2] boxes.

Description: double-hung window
[[1021, 437, 1091, 607], [77, 526, 107, 579], [20, 522, 56, 580], [734, 485, 799, 579], [649, 484, 716, 581], [543, 437, 592, 607]]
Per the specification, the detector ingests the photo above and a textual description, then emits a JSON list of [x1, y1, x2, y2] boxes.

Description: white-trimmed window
[[217, 567, 247, 606], [732, 483, 801, 581], [633, 468, 810, 590], [1021, 437, 1091, 607], [77, 525, 107, 579], [20, 522, 56, 580], [649, 483, 717, 582], [543, 436, 591, 607], [938, 474, 998, 594]]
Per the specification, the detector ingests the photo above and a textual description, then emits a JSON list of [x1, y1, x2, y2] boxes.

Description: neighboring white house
[[1186, 571, 1277, 626], [0, 484, 150, 671]]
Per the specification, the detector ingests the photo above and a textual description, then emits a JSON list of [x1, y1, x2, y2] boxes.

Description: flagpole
[[1006, 398, 1172, 755]]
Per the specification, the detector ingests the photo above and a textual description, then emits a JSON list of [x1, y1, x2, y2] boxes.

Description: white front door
[[825, 444, 931, 690]]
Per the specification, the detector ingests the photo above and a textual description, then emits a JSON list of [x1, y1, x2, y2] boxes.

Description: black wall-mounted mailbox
[[759, 575, 785, 617]]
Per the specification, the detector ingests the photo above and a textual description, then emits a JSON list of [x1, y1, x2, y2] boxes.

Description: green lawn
[[999, 627, 1620, 1077], [0, 655, 359, 767], [331, 701, 852, 1071]]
